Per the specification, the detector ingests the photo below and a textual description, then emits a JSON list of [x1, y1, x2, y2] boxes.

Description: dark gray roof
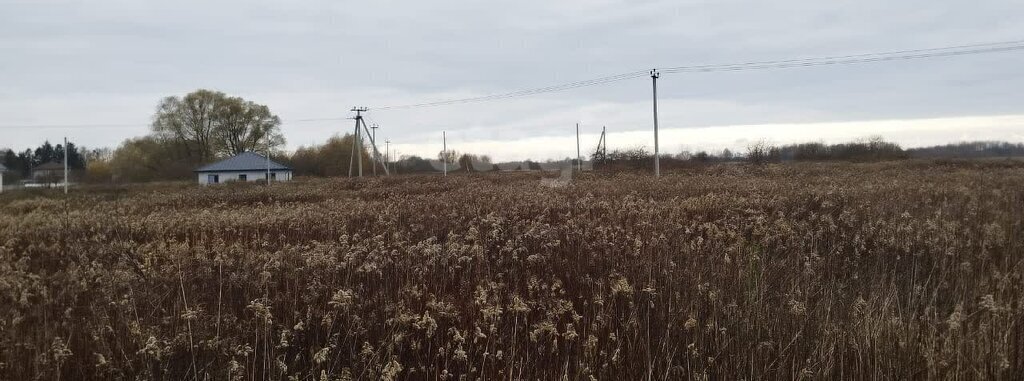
[[34, 162, 65, 171], [194, 152, 292, 173]]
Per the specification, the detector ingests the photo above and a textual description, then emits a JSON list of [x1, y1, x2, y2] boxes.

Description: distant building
[[32, 162, 65, 184], [0, 163, 6, 193], [194, 152, 293, 185]]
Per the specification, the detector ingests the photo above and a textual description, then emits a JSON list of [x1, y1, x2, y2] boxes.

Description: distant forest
[[905, 141, 1024, 158], [3, 139, 1024, 184], [588, 139, 1024, 169]]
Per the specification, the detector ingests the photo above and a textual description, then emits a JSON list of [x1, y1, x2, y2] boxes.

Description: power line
[[289, 117, 350, 122], [659, 39, 1024, 72], [372, 70, 649, 110], [0, 123, 143, 129], [370, 40, 1024, 110], [661, 44, 1024, 74]]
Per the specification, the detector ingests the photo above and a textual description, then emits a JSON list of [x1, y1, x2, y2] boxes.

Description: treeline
[[289, 135, 374, 177], [342, 152, 564, 174], [0, 141, 105, 182], [7, 117, 1024, 184], [907, 141, 1024, 158], [747, 137, 907, 163], [591, 138, 1023, 169], [288, 137, 444, 177]]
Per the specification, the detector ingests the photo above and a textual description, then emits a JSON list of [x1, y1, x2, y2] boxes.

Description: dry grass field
[[1, 161, 1023, 380]]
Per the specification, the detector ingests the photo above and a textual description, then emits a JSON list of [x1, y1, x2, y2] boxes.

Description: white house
[[0, 163, 6, 193], [194, 152, 293, 185]]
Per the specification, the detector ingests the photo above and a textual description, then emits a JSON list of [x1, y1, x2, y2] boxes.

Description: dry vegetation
[[1, 161, 1023, 380]]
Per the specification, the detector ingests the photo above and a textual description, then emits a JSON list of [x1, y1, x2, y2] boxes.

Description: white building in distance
[[194, 152, 293, 185]]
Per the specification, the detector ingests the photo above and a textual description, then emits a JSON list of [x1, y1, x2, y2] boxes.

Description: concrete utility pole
[[602, 126, 607, 164], [347, 108, 389, 177], [576, 123, 582, 172], [363, 122, 387, 176], [442, 131, 448, 177], [348, 108, 366, 177], [63, 137, 68, 194], [385, 139, 390, 174], [651, 69, 661, 178], [594, 126, 607, 167]]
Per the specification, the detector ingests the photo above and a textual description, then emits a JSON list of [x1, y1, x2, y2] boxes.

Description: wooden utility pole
[[651, 69, 661, 177]]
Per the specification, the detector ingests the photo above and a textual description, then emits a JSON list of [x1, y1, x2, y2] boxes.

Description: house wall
[[197, 170, 293, 185], [33, 169, 63, 181]]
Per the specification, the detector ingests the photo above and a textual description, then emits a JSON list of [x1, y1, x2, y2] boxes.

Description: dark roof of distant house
[[33, 162, 65, 171], [194, 152, 292, 173]]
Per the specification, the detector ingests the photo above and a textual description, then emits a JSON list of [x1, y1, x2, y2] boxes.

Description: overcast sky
[[2, 0, 1023, 161]]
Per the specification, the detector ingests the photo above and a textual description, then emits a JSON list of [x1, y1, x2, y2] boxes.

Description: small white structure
[[0, 163, 6, 193], [194, 152, 293, 185]]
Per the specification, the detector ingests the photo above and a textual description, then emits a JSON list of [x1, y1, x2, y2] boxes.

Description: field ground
[[2, 160, 1023, 379]]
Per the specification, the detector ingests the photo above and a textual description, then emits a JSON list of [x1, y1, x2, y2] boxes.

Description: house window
[[238, 174, 248, 181], [208, 174, 219, 184]]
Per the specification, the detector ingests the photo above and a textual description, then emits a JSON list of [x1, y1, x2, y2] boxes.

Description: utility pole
[[63, 136, 68, 194], [265, 134, 271, 185], [347, 108, 389, 177], [385, 139, 390, 174], [348, 107, 366, 177], [363, 122, 387, 176], [602, 126, 607, 164], [651, 69, 661, 178], [576, 123, 581, 172], [594, 126, 607, 168], [370, 124, 379, 176], [442, 131, 448, 177]]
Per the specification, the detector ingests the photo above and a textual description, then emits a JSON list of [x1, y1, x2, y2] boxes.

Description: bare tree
[[438, 150, 458, 165], [746, 140, 780, 165]]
